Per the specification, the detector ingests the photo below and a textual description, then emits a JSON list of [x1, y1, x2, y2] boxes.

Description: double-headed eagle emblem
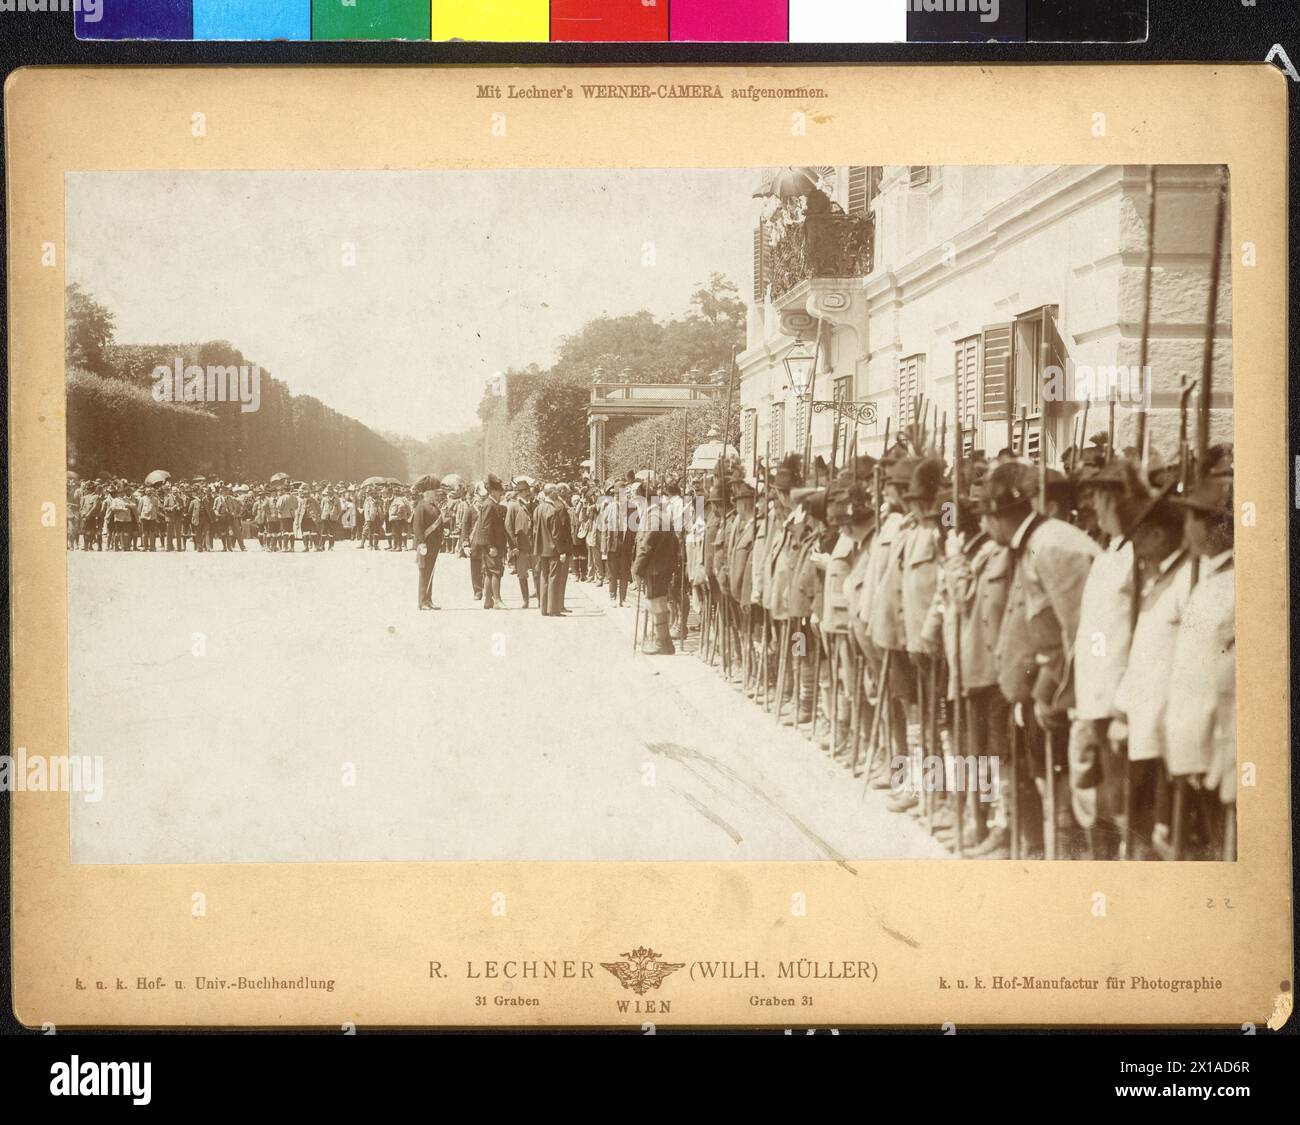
[[601, 947, 685, 995]]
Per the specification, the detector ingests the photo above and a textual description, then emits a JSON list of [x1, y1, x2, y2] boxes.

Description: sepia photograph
[[62, 160, 1234, 867]]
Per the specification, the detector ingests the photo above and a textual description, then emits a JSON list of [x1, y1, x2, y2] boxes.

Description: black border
[[1, 0, 1297, 1075]]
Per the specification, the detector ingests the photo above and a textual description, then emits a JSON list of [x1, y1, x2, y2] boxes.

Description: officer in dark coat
[[471, 474, 509, 609], [532, 484, 574, 616], [412, 478, 443, 610]]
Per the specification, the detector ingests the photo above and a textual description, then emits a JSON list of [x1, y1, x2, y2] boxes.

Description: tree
[[65, 283, 116, 373]]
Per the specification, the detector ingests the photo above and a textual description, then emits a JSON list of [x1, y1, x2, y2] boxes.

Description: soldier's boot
[[641, 597, 676, 656], [519, 575, 530, 608], [793, 667, 815, 728]]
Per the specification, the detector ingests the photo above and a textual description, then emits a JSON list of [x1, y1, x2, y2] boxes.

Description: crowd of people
[[69, 430, 1236, 865]]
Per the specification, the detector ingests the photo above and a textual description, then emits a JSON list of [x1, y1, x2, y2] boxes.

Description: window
[[954, 335, 980, 453], [741, 408, 757, 468], [898, 354, 925, 432], [980, 306, 1067, 462], [847, 166, 881, 216], [770, 402, 785, 461], [908, 165, 931, 188]]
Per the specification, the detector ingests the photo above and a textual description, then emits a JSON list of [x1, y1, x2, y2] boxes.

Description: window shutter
[[1040, 304, 1067, 414], [752, 222, 766, 304], [897, 354, 923, 431], [741, 409, 756, 467], [909, 166, 930, 188], [847, 167, 869, 215], [770, 403, 785, 460], [980, 322, 1013, 421], [954, 335, 980, 452]]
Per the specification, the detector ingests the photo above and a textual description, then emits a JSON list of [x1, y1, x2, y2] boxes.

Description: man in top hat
[[413, 478, 443, 610], [1112, 475, 1193, 858], [471, 474, 509, 609], [983, 461, 1098, 858], [1164, 469, 1235, 857]]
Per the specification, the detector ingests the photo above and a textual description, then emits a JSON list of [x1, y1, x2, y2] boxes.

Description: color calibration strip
[[76, 2, 1146, 43]]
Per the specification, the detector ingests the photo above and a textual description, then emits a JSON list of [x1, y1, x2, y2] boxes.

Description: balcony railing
[[768, 209, 875, 302]]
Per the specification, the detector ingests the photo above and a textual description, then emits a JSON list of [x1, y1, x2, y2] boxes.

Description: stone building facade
[[738, 164, 1232, 474]]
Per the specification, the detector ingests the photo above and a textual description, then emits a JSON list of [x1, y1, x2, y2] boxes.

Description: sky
[[66, 168, 757, 437]]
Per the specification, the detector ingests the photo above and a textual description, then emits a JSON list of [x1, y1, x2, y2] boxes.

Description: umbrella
[[192, 475, 207, 483], [360, 476, 387, 487], [440, 473, 466, 490], [144, 469, 171, 485], [752, 166, 821, 200], [411, 474, 441, 492], [386, 477, 403, 485], [269, 471, 289, 482]]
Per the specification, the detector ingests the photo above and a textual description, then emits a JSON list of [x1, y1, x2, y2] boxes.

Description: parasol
[[440, 473, 466, 490], [360, 475, 387, 487], [752, 166, 821, 200], [269, 471, 289, 482], [144, 469, 171, 485]]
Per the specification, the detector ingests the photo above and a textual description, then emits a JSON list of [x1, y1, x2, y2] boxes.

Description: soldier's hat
[[1119, 476, 1182, 544], [791, 487, 827, 523], [774, 453, 804, 491], [979, 462, 1039, 515], [885, 456, 918, 489], [1171, 472, 1233, 516], [485, 473, 505, 492], [903, 456, 945, 502], [827, 466, 869, 507], [730, 477, 757, 500]]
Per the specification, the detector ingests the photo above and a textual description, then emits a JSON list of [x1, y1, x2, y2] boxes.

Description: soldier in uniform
[[1113, 478, 1192, 858], [1165, 470, 1236, 858], [984, 461, 1097, 858], [460, 487, 482, 599], [274, 482, 295, 551], [632, 484, 681, 655]]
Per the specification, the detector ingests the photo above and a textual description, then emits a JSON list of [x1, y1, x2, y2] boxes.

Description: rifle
[[1134, 166, 1158, 457], [951, 411, 965, 857]]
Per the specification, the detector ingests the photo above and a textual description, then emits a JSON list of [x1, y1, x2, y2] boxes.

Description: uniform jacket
[[1164, 551, 1234, 798], [868, 512, 913, 652], [412, 498, 443, 551], [729, 516, 757, 605], [532, 497, 572, 558], [902, 520, 940, 655], [996, 514, 1098, 710], [1114, 549, 1192, 763], [471, 495, 508, 551]]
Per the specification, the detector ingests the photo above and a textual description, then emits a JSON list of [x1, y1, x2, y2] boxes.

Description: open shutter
[[897, 354, 923, 431], [752, 222, 766, 304], [847, 167, 869, 215], [980, 322, 1013, 421], [954, 335, 980, 454]]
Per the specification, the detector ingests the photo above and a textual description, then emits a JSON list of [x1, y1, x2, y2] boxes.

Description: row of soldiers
[[673, 435, 1235, 862], [68, 477, 439, 553]]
